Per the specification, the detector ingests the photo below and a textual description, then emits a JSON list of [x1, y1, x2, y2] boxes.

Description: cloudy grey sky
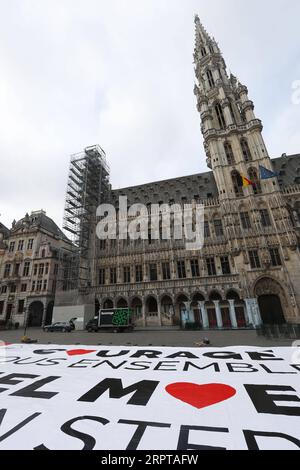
[[1, 0, 300, 229]]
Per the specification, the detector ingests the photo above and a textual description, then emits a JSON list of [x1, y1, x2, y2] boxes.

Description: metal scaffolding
[[62, 145, 110, 290]]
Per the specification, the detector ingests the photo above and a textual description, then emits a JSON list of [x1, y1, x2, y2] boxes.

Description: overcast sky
[[1, 0, 300, 229]]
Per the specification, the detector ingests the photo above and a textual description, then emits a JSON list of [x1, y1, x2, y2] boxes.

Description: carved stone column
[[183, 301, 194, 324], [142, 298, 146, 327], [244, 299, 252, 325], [228, 300, 238, 329], [250, 298, 262, 327], [42, 303, 47, 327], [199, 301, 209, 329], [214, 300, 223, 328], [245, 298, 262, 327], [157, 295, 162, 327]]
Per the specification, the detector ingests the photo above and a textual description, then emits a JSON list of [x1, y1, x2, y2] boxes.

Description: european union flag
[[259, 165, 278, 180]]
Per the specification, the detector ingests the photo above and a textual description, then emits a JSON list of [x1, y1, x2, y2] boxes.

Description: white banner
[[0, 343, 299, 450]]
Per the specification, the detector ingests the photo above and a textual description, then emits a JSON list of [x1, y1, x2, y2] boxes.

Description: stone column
[[228, 300, 238, 329], [254, 298, 263, 326], [157, 295, 162, 327], [244, 299, 253, 326], [184, 301, 194, 324], [214, 300, 223, 329], [142, 299, 146, 327], [247, 298, 262, 327], [42, 303, 47, 327], [245, 298, 263, 327], [199, 301, 209, 329]]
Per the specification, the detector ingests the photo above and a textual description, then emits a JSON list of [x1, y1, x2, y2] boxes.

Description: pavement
[[0, 327, 297, 347]]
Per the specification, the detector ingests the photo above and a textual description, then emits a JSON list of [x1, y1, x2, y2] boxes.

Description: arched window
[[231, 170, 243, 197], [240, 138, 252, 162], [228, 101, 236, 124], [224, 142, 235, 165], [248, 167, 262, 194], [201, 47, 207, 57], [209, 44, 214, 54], [215, 103, 226, 129], [207, 69, 215, 88], [237, 102, 246, 122]]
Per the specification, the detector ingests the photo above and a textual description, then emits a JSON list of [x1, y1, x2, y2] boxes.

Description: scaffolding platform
[[61, 145, 110, 289]]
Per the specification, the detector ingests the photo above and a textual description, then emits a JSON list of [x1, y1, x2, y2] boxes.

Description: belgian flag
[[241, 175, 253, 187]]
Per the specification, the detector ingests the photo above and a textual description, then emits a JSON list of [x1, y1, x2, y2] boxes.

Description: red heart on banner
[[66, 349, 97, 356], [165, 383, 236, 409]]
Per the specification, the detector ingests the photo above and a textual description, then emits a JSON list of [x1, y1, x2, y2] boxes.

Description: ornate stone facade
[[0, 211, 73, 327], [93, 17, 300, 329]]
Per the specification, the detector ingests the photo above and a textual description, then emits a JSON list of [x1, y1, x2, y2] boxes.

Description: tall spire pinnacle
[[195, 15, 210, 41], [194, 14, 211, 44], [194, 14, 223, 67]]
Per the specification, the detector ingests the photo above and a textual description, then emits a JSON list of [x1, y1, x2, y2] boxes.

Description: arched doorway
[[45, 301, 54, 325], [116, 298, 128, 309], [220, 300, 231, 328], [146, 296, 158, 325], [255, 278, 287, 325], [146, 296, 158, 315], [161, 295, 174, 325], [226, 290, 246, 328], [191, 293, 205, 325], [235, 299, 246, 327], [175, 294, 189, 327], [131, 297, 143, 320], [103, 298, 114, 309], [258, 295, 285, 325], [28, 301, 44, 327], [206, 292, 222, 328]]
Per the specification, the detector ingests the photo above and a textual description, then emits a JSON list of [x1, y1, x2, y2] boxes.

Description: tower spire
[[194, 14, 211, 43], [193, 16, 277, 201]]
